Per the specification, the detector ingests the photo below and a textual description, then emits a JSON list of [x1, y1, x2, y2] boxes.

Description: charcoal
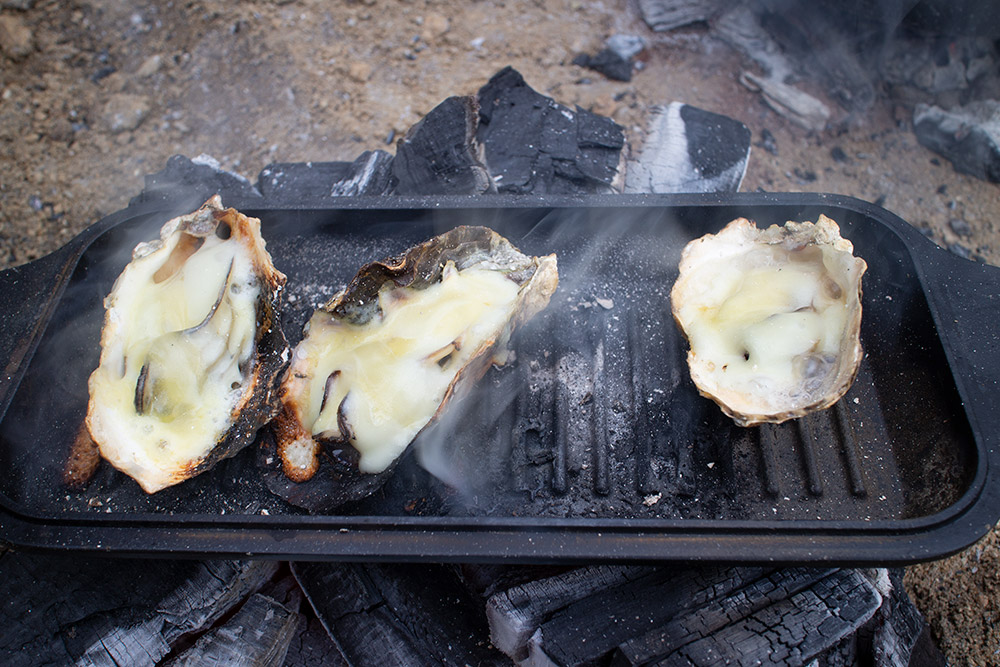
[[572, 49, 633, 82], [486, 565, 658, 660], [476, 67, 625, 194], [458, 564, 574, 600], [869, 569, 947, 667], [257, 150, 394, 199], [753, 1, 878, 116], [292, 562, 505, 666], [258, 573, 305, 612], [739, 71, 831, 132], [164, 593, 301, 667], [713, 5, 797, 83], [605, 34, 646, 61], [913, 100, 1000, 183], [330, 150, 395, 195], [637, 0, 726, 32], [0, 552, 277, 666], [614, 568, 836, 665], [644, 569, 881, 666], [130, 154, 263, 210], [949, 217, 973, 237], [282, 617, 350, 667], [757, 128, 778, 155], [258, 162, 352, 199], [625, 103, 750, 194], [525, 566, 770, 666], [391, 96, 493, 195]]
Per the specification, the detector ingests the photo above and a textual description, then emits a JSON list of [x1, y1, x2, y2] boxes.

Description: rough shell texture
[[264, 225, 559, 512], [86, 196, 289, 493], [671, 215, 867, 426]]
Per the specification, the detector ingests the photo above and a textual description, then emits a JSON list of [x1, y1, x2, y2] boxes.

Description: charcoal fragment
[[163, 593, 301, 666], [293, 562, 504, 666], [392, 96, 493, 195], [476, 67, 625, 194], [572, 48, 633, 82], [0, 553, 277, 667], [638, 0, 725, 31], [794, 167, 818, 182], [757, 127, 778, 155], [948, 242, 972, 259], [626, 102, 750, 194], [948, 218, 972, 237], [605, 34, 646, 61], [914, 100, 1000, 183]]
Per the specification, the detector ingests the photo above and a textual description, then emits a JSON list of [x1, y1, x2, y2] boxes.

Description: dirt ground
[[1, 0, 998, 663]]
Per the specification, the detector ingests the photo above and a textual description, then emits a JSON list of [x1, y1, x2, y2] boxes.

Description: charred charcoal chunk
[[476, 67, 625, 194]]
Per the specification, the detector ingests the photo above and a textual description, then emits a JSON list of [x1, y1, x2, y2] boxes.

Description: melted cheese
[[678, 246, 849, 400], [89, 231, 260, 471], [294, 264, 520, 473]]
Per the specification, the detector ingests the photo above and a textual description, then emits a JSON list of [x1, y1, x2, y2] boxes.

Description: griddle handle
[[916, 242, 1000, 501], [0, 246, 79, 419]]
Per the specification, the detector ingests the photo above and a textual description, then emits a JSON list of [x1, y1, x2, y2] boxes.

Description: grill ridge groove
[[796, 416, 826, 497], [834, 402, 869, 497]]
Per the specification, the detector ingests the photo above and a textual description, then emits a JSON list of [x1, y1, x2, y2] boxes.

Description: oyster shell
[[671, 215, 866, 426], [86, 196, 289, 493], [270, 225, 558, 509]]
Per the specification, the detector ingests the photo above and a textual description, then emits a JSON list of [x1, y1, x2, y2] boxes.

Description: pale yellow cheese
[[293, 263, 520, 473], [679, 247, 849, 400], [88, 232, 260, 468]]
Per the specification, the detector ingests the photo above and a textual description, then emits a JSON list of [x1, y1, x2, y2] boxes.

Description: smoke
[[408, 203, 708, 516]]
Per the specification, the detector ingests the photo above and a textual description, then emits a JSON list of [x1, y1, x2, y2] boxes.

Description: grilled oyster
[[671, 215, 866, 426], [86, 196, 288, 493], [269, 226, 558, 509]]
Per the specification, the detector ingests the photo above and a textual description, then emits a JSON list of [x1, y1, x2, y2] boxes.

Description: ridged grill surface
[[0, 204, 975, 524]]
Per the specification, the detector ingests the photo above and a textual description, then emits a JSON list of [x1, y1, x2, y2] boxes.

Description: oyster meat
[[272, 226, 558, 507], [86, 196, 289, 493], [670, 215, 867, 426]]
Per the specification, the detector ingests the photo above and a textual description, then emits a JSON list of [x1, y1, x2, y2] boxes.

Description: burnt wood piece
[[638, 0, 729, 32], [291, 562, 506, 666], [625, 103, 751, 194], [476, 66, 625, 194], [282, 617, 350, 667], [486, 564, 659, 661], [613, 567, 839, 665], [0, 552, 277, 666], [258, 151, 395, 200], [643, 569, 881, 666], [520, 566, 771, 666], [739, 70, 832, 133], [331, 150, 395, 196], [163, 593, 301, 666], [573, 49, 633, 82], [871, 569, 948, 667], [748, 0, 881, 116], [391, 96, 494, 195], [509, 566, 880, 666], [487, 565, 937, 667], [130, 154, 263, 210], [259, 162, 355, 199], [914, 101, 1000, 183]]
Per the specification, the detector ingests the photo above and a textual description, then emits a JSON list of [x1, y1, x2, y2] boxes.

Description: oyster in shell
[[269, 226, 558, 509], [671, 215, 866, 426], [86, 196, 289, 493]]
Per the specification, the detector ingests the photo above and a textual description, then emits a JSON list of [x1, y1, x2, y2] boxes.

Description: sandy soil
[[2, 1, 998, 663]]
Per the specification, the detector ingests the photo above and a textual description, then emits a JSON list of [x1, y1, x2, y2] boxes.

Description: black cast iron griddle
[[0, 193, 997, 564]]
